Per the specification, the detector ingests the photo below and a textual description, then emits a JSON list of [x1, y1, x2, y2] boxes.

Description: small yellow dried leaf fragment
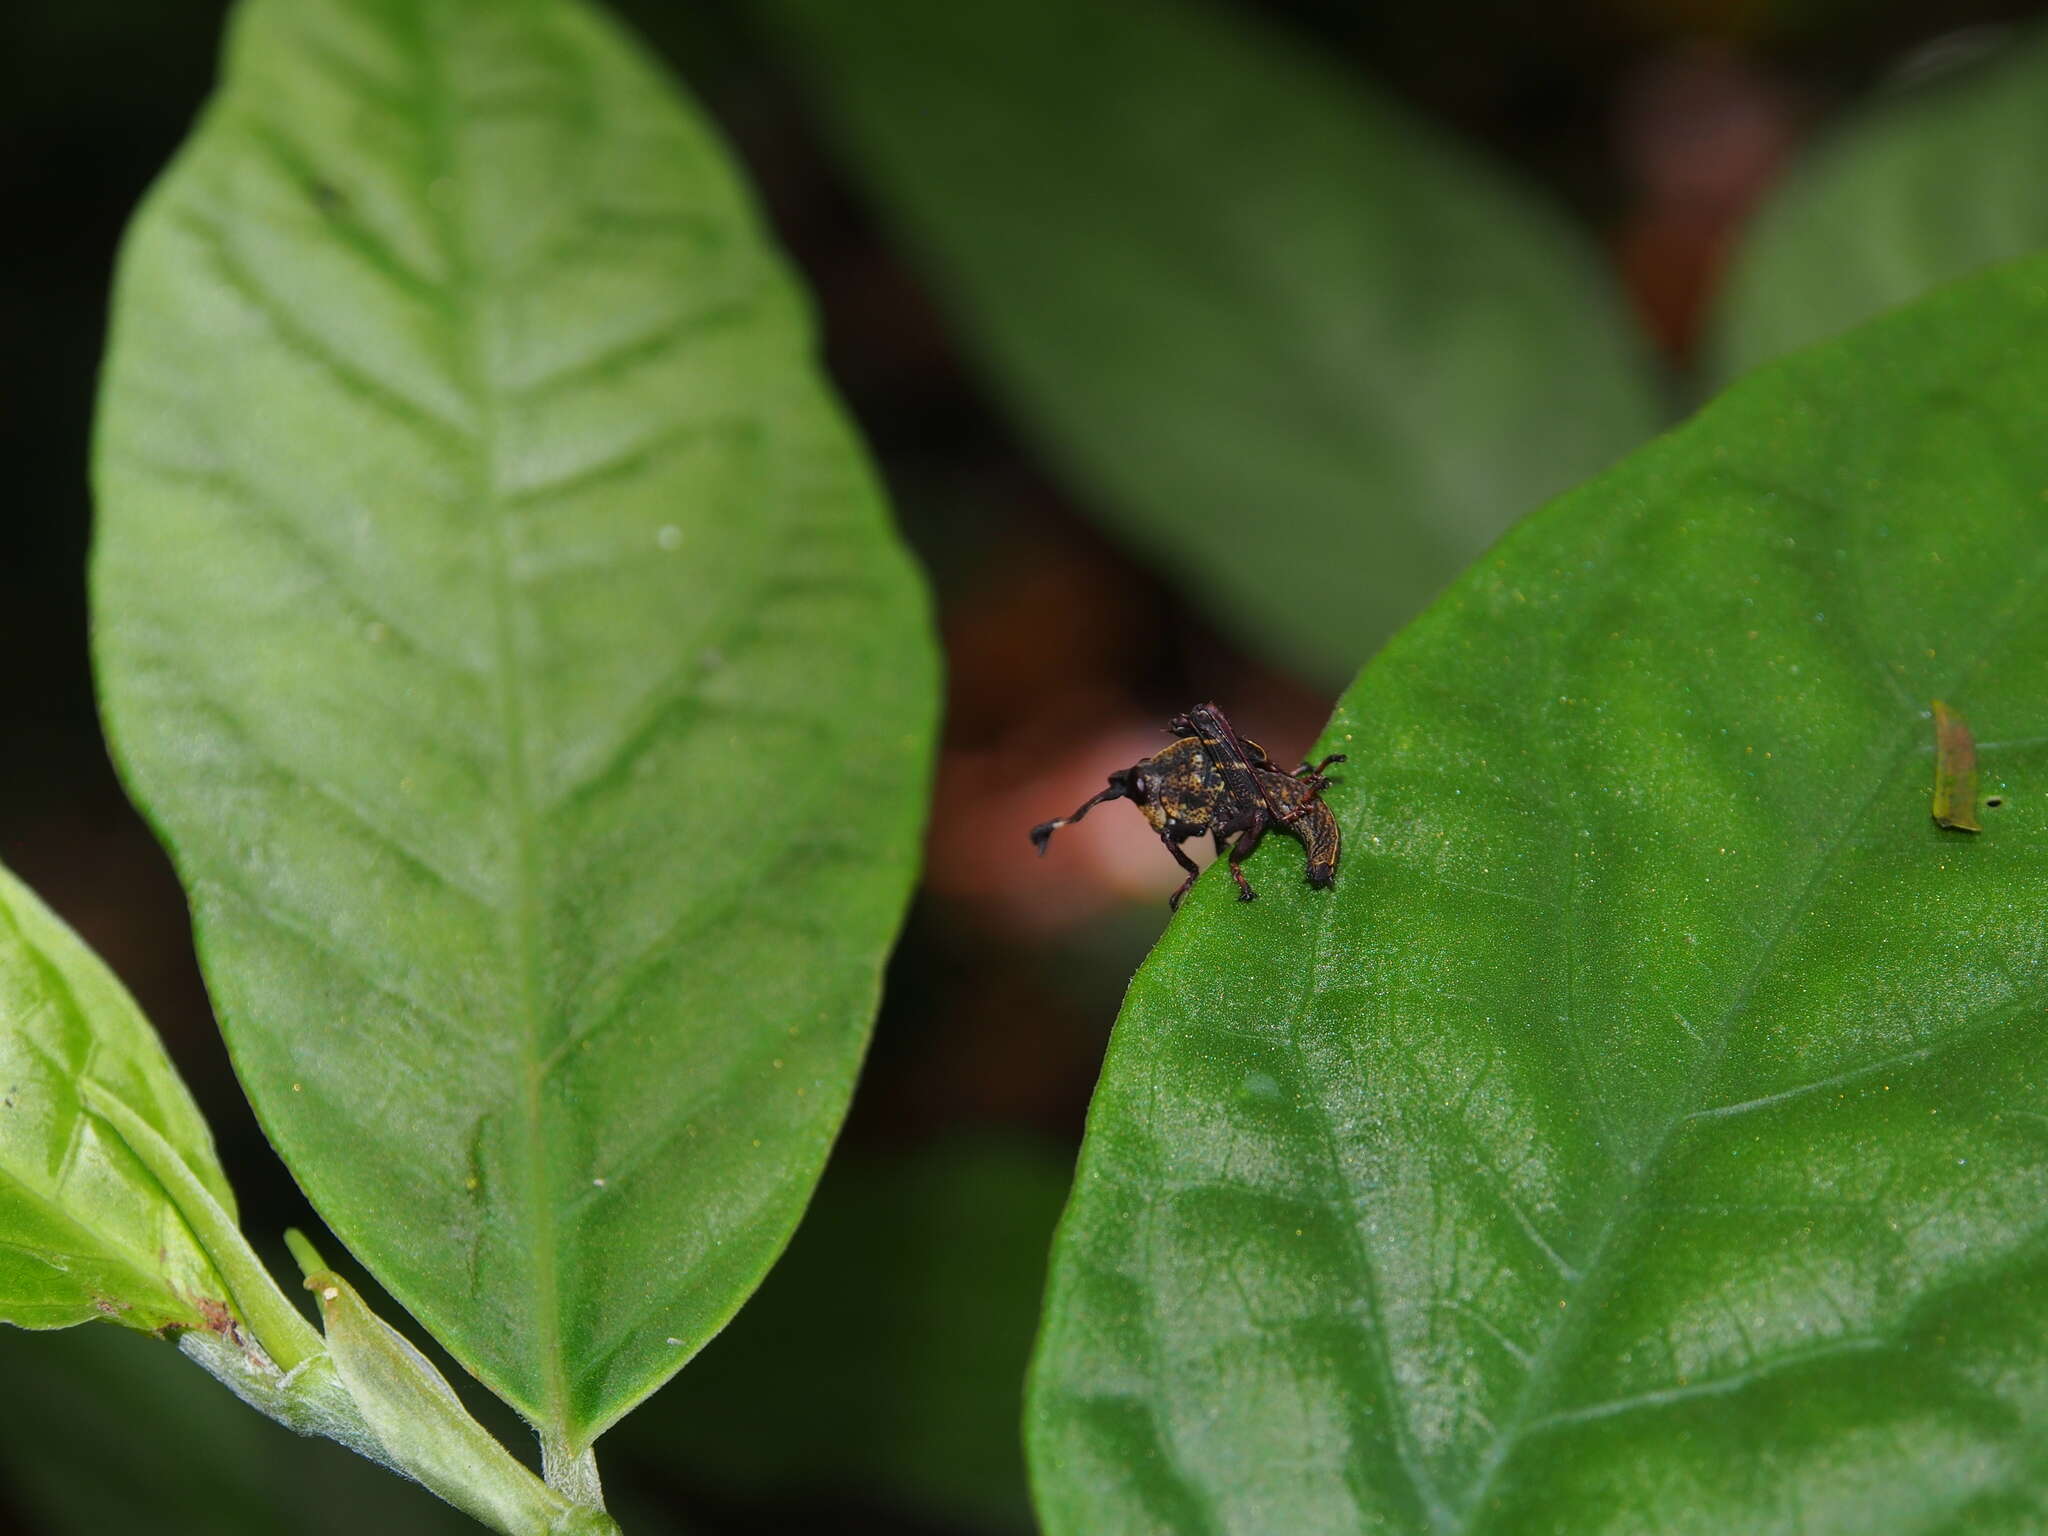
[[1931, 699, 1981, 833]]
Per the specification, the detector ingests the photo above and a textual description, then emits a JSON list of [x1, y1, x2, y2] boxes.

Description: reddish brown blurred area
[[1612, 42, 1806, 357]]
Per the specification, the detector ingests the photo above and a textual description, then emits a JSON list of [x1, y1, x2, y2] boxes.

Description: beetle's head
[[1124, 759, 1186, 836]]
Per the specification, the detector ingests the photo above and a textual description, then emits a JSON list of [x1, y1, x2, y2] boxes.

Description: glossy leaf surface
[[765, 0, 1659, 686], [1711, 25, 2048, 380], [93, 0, 936, 1446], [0, 861, 233, 1335], [1030, 256, 2048, 1531]]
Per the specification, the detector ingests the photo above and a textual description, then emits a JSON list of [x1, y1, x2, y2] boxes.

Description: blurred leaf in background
[[0, 1325, 473, 1536], [1710, 21, 2048, 379], [761, 0, 1663, 688], [0, 1319, 703, 1534], [1030, 254, 2048, 1532]]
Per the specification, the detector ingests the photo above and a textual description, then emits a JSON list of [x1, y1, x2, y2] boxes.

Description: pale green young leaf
[[0, 861, 233, 1335]]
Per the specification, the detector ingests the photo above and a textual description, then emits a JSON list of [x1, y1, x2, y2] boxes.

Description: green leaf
[[92, 0, 937, 1451], [1028, 255, 2048, 1531], [762, 0, 1660, 685], [1710, 25, 2048, 381], [0, 860, 233, 1335]]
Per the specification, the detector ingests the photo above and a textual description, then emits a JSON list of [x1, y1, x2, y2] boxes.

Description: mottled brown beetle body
[[1030, 703, 1343, 907], [1250, 766, 1341, 887], [1127, 736, 1227, 838]]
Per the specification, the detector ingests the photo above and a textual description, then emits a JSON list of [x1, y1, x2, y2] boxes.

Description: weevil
[[1172, 703, 1346, 901], [1029, 703, 1345, 908]]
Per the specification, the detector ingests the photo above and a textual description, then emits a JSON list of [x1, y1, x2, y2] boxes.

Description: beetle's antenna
[[1030, 779, 1131, 854]]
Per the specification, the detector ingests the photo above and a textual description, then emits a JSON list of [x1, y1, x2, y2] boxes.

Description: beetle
[[1029, 703, 1344, 908], [1171, 703, 1345, 901]]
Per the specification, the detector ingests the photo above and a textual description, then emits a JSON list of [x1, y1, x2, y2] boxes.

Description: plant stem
[[81, 1082, 323, 1370], [283, 1227, 325, 1279], [540, 1430, 605, 1507]]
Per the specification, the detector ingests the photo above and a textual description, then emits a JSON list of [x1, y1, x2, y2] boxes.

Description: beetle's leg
[[1274, 755, 1347, 823], [1211, 830, 1230, 857], [1162, 831, 1203, 910], [1222, 806, 1269, 901], [1030, 779, 1131, 854]]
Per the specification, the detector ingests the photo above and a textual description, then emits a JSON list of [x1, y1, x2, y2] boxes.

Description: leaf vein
[[1521, 1334, 1889, 1438], [1449, 543, 2048, 1531], [242, 116, 450, 306], [503, 415, 750, 511], [166, 674, 498, 910], [1275, 918, 1458, 1530], [203, 880, 469, 1038], [171, 205, 475, 445], [109, 449, 485, 683], [505, 294, 759, 405]]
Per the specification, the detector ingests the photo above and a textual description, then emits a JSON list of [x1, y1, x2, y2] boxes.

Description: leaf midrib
[[1444, 719, 1915, 1531], [414, 0, 568, 1435]]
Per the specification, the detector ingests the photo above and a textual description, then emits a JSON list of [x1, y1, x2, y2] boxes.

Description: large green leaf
[[0, 861, 233, 1335], [1028, 255, 2048, 1531], [1710, 25, 2048, 381], [92, 0, 936, 1451], [763, 0, 1659, 686]]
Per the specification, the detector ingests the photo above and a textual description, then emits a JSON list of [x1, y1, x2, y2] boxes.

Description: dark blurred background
[[1, 1, 2041, 1532]]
